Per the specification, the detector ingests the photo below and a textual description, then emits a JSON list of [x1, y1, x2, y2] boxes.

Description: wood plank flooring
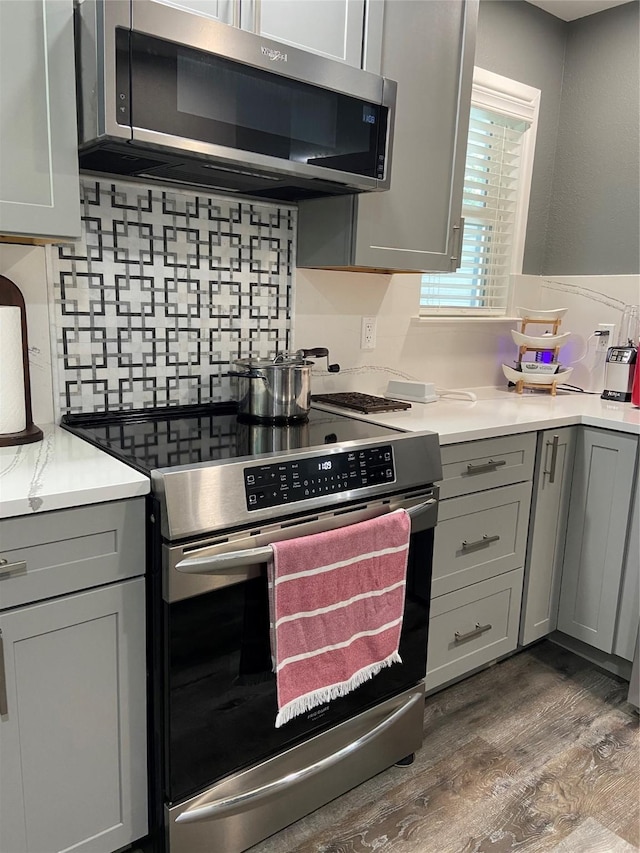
[[249, 642, 639, 853]]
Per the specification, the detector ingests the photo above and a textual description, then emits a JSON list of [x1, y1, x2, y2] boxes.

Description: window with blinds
[[420, 70, 540, 317]]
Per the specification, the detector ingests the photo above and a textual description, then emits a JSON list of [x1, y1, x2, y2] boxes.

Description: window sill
[[413, 315, 519, 324]]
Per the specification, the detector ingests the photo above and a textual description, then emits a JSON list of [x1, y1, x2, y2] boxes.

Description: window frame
[[419, 68, 541, 318]]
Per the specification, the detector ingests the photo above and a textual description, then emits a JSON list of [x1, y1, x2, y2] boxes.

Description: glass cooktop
[[61, 402, 402, 475]]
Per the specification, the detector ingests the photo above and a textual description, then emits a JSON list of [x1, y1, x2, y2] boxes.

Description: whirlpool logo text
[[261, 46, 288, 62]]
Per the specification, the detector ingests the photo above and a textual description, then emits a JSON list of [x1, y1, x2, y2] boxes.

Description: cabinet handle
[[544, 435, 560, 483], [466, 459, 506, 475], [0, 629, 7, 716], [454, 622, 492, 644], [0, 558, 27, 577], [450, 217, 465, 269], [461, 534, 500, 552]]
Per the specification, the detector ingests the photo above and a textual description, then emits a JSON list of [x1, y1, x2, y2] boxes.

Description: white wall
[[294, 269, 640, 396], [294, 269, 520, 395], [537, 274, 640, 392]]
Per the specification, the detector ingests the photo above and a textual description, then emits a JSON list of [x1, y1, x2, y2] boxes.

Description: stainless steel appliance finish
[[74, 0, 397, 200], [167, 685, 424, 853], [61, 402, 440, 853], [231, 349, 339, 422], [166, 488, 437, 602], [602, 346, 638, 402], [152, 428, 441, 540]]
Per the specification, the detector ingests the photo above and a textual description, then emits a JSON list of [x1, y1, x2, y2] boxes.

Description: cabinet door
[[297, 0, 477, 272], [613, 459, 639, 662], [520, 427, 576, 646], [0, 0, 81, 240], [0, 579, 147, 853], [557, 429, 638, 653], [432, 482, 531, 597], [151, 0, 237, 25], [241, 0, 367, 67]]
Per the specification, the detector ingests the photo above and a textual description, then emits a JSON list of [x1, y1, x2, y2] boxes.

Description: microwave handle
[[176, 499, 436, 576]]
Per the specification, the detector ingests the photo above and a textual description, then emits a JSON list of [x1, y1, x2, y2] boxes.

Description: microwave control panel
[[244, 445, 395, 510]]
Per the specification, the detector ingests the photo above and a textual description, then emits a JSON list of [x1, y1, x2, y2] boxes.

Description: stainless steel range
[[62, 403, 442, 853]]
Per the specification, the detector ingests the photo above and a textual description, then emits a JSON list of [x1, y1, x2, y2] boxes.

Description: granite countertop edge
[[0, 424, 150, 521]]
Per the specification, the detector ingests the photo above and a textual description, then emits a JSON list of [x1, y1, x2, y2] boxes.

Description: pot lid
[[234, 352, 312, 369]]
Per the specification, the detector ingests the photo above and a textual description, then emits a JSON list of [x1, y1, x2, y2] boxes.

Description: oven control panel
[[244, 445, 395, 510]]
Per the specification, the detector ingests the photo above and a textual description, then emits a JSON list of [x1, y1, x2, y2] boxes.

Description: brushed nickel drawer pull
[[0, 558, 27, 577], [466, 459, 507, 474], [544, 435, 560, 483], [454, 622, 492, 644], [0, 629, 7, 716], [461, 534, 500, 551]]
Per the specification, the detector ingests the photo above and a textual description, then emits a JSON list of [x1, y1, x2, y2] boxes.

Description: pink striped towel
[[268, 508, 411, 728]]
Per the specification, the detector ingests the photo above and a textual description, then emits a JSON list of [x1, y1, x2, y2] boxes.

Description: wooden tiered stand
[[513, 315, 563, 396]]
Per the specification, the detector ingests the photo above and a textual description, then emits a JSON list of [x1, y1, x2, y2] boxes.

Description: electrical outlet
[[597, 323, 616, 350], [361, 316, 377, 350]]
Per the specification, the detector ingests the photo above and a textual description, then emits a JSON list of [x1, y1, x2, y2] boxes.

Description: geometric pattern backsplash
[[50, 178, 295, 414]]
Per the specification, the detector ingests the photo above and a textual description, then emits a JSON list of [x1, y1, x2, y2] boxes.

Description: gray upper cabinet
[[297, 0, 478, 273], [0, 0, 81, 241], [557, 428, 638, 654], [241, 0, 383, 71], [152, 0, 237, 25]]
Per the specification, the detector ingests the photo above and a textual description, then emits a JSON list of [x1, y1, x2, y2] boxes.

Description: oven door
[[162, 489, 436, 806]]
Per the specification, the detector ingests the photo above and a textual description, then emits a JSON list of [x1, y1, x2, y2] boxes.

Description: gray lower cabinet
[[0, 499, 147, 853], [297, 0, 478, 273], [613, 465, 640, 662], [425, 433, 534, 692], [557, 428, 639, 654], [520, 427, 577, 646], [0, 0, 81, 240], [425, 569, 524, 692]]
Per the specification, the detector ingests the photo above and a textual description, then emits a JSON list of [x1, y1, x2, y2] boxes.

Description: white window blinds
[[421, 70, 540, 317]]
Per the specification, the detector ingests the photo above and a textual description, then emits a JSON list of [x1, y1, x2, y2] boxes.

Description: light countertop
[[0, 424, 150, 520], [1, 390, 637, 520], [312, 387, 640, 443]]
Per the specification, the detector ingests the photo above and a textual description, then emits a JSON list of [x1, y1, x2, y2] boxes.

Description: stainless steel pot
[[230, 348, 339, 422]]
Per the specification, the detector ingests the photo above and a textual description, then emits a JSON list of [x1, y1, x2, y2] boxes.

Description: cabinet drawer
[[0, 499, 145, 609], [425, 568, 524, 692], [432, 482, 531, 597], [439, 433, 536, 499]]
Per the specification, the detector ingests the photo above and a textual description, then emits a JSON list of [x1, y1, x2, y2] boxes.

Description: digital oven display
[[244, 445, 395, 511]]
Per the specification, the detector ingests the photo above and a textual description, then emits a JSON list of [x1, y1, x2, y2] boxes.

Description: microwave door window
[[129, 32, 382, 177]]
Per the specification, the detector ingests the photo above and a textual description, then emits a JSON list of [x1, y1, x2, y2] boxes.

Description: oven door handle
[[175, 499, 436, 575], [175, 690, 422, 824]]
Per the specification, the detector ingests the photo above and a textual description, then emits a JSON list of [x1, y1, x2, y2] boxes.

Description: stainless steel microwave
[[74, 0, 397, 201]]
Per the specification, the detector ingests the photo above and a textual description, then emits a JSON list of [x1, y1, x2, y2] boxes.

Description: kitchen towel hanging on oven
[[268, 509, 411, 728]]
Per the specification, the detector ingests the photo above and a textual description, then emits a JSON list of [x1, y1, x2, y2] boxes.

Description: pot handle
[[299, 348, 340, 373], [226, 370, 268, 382]]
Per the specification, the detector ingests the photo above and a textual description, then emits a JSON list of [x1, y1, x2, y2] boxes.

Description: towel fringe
[[274, 651, 402, 728]]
